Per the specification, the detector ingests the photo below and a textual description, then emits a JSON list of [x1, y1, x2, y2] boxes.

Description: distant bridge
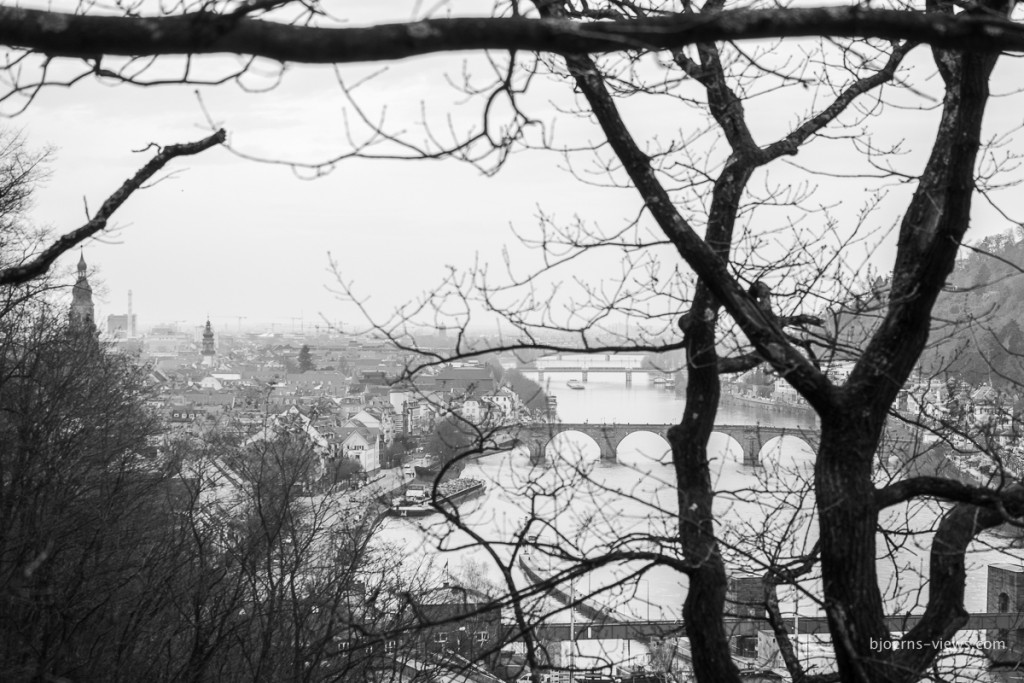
[[529, 354, 647, 371], [520, 368, 647, 385], [520, 354, 660, 385], [520, 367, 654, 385], [531, 612, 1024, 640], [523, 367, 651, 375], [504, 422, 821, 467]]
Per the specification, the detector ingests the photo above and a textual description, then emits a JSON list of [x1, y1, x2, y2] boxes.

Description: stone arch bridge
[[504, 422, 918, 465], [506, 422, 820, 466]]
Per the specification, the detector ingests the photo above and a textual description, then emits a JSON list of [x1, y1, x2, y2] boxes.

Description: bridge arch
[[614, 431, 672, 469], [708, 431, 746, 468], [758, 435, 817, 470], [544, 430, 603, 468]]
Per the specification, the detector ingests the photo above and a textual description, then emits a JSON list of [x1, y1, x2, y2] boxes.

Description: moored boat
[[566, 379, 585, 390], [388, 478, 486, 517]]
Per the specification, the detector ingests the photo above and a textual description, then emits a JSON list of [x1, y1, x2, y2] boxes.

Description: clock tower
[[201, 319, 216, 367], [69, 251, 95, 331]]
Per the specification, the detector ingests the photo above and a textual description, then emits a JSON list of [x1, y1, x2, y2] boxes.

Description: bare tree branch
[[876, 475, 1023, 509], [2, 6, 1024, 64], [0, 129, 226, 287]]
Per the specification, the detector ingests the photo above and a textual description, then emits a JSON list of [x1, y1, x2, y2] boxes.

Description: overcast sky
[[15, 1, 1024, 334], [22, 55, 650, 332]]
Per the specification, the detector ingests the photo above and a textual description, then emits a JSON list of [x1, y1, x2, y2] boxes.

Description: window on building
[[433, 631, 448, 644], [475, 630, 489, 644], [1000, 592, 1011, 612], [385, 640, 396, 654]]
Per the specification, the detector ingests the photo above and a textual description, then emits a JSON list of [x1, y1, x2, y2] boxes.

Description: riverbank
[[719, 390, 818, 419]]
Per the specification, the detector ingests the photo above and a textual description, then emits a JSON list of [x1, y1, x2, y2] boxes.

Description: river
[[376, 372, 1024, 674]]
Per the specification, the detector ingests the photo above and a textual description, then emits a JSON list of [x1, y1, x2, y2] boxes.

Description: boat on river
[[567, 379, 585, 390], [387, 478, 486, 517]]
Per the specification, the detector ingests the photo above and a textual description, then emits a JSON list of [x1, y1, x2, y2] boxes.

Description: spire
[[201, 318, 216, 366], [70, 250, 95, 331]]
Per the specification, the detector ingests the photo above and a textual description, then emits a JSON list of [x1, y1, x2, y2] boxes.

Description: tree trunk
[[816, 412, 888, 682], [672, 293, 741, 683]]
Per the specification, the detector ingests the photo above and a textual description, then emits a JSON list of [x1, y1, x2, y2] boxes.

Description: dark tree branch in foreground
[[896, 485, 1024, 675], [2, 6, 1024, 63], [876, 476, 1024, 510], [0, 129, 226, 287], [762, 544, 834, 683]]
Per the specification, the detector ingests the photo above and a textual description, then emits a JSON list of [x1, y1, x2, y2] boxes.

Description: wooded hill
[[922, 231, 1024, 387], [832, 230, 1024, 388]]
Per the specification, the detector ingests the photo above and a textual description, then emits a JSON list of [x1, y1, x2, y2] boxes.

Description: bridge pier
[[596, 436, 617, 461], [582, 369, 588, 383], [526, 439, 546, 464], [625, 369, 632, 385], [742, 431, 762, 467]]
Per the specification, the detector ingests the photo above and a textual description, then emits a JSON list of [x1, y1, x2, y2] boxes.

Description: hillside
[[831, 230, 1024, 387], [924, 231, 1024, 386]]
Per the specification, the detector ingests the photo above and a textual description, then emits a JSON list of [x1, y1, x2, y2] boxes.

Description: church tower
[[69, 251, 95, 331], [201, 318, 216, 367]]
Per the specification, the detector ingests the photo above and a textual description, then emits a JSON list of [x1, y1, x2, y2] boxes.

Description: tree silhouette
[[298, 343, 315, 373]]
